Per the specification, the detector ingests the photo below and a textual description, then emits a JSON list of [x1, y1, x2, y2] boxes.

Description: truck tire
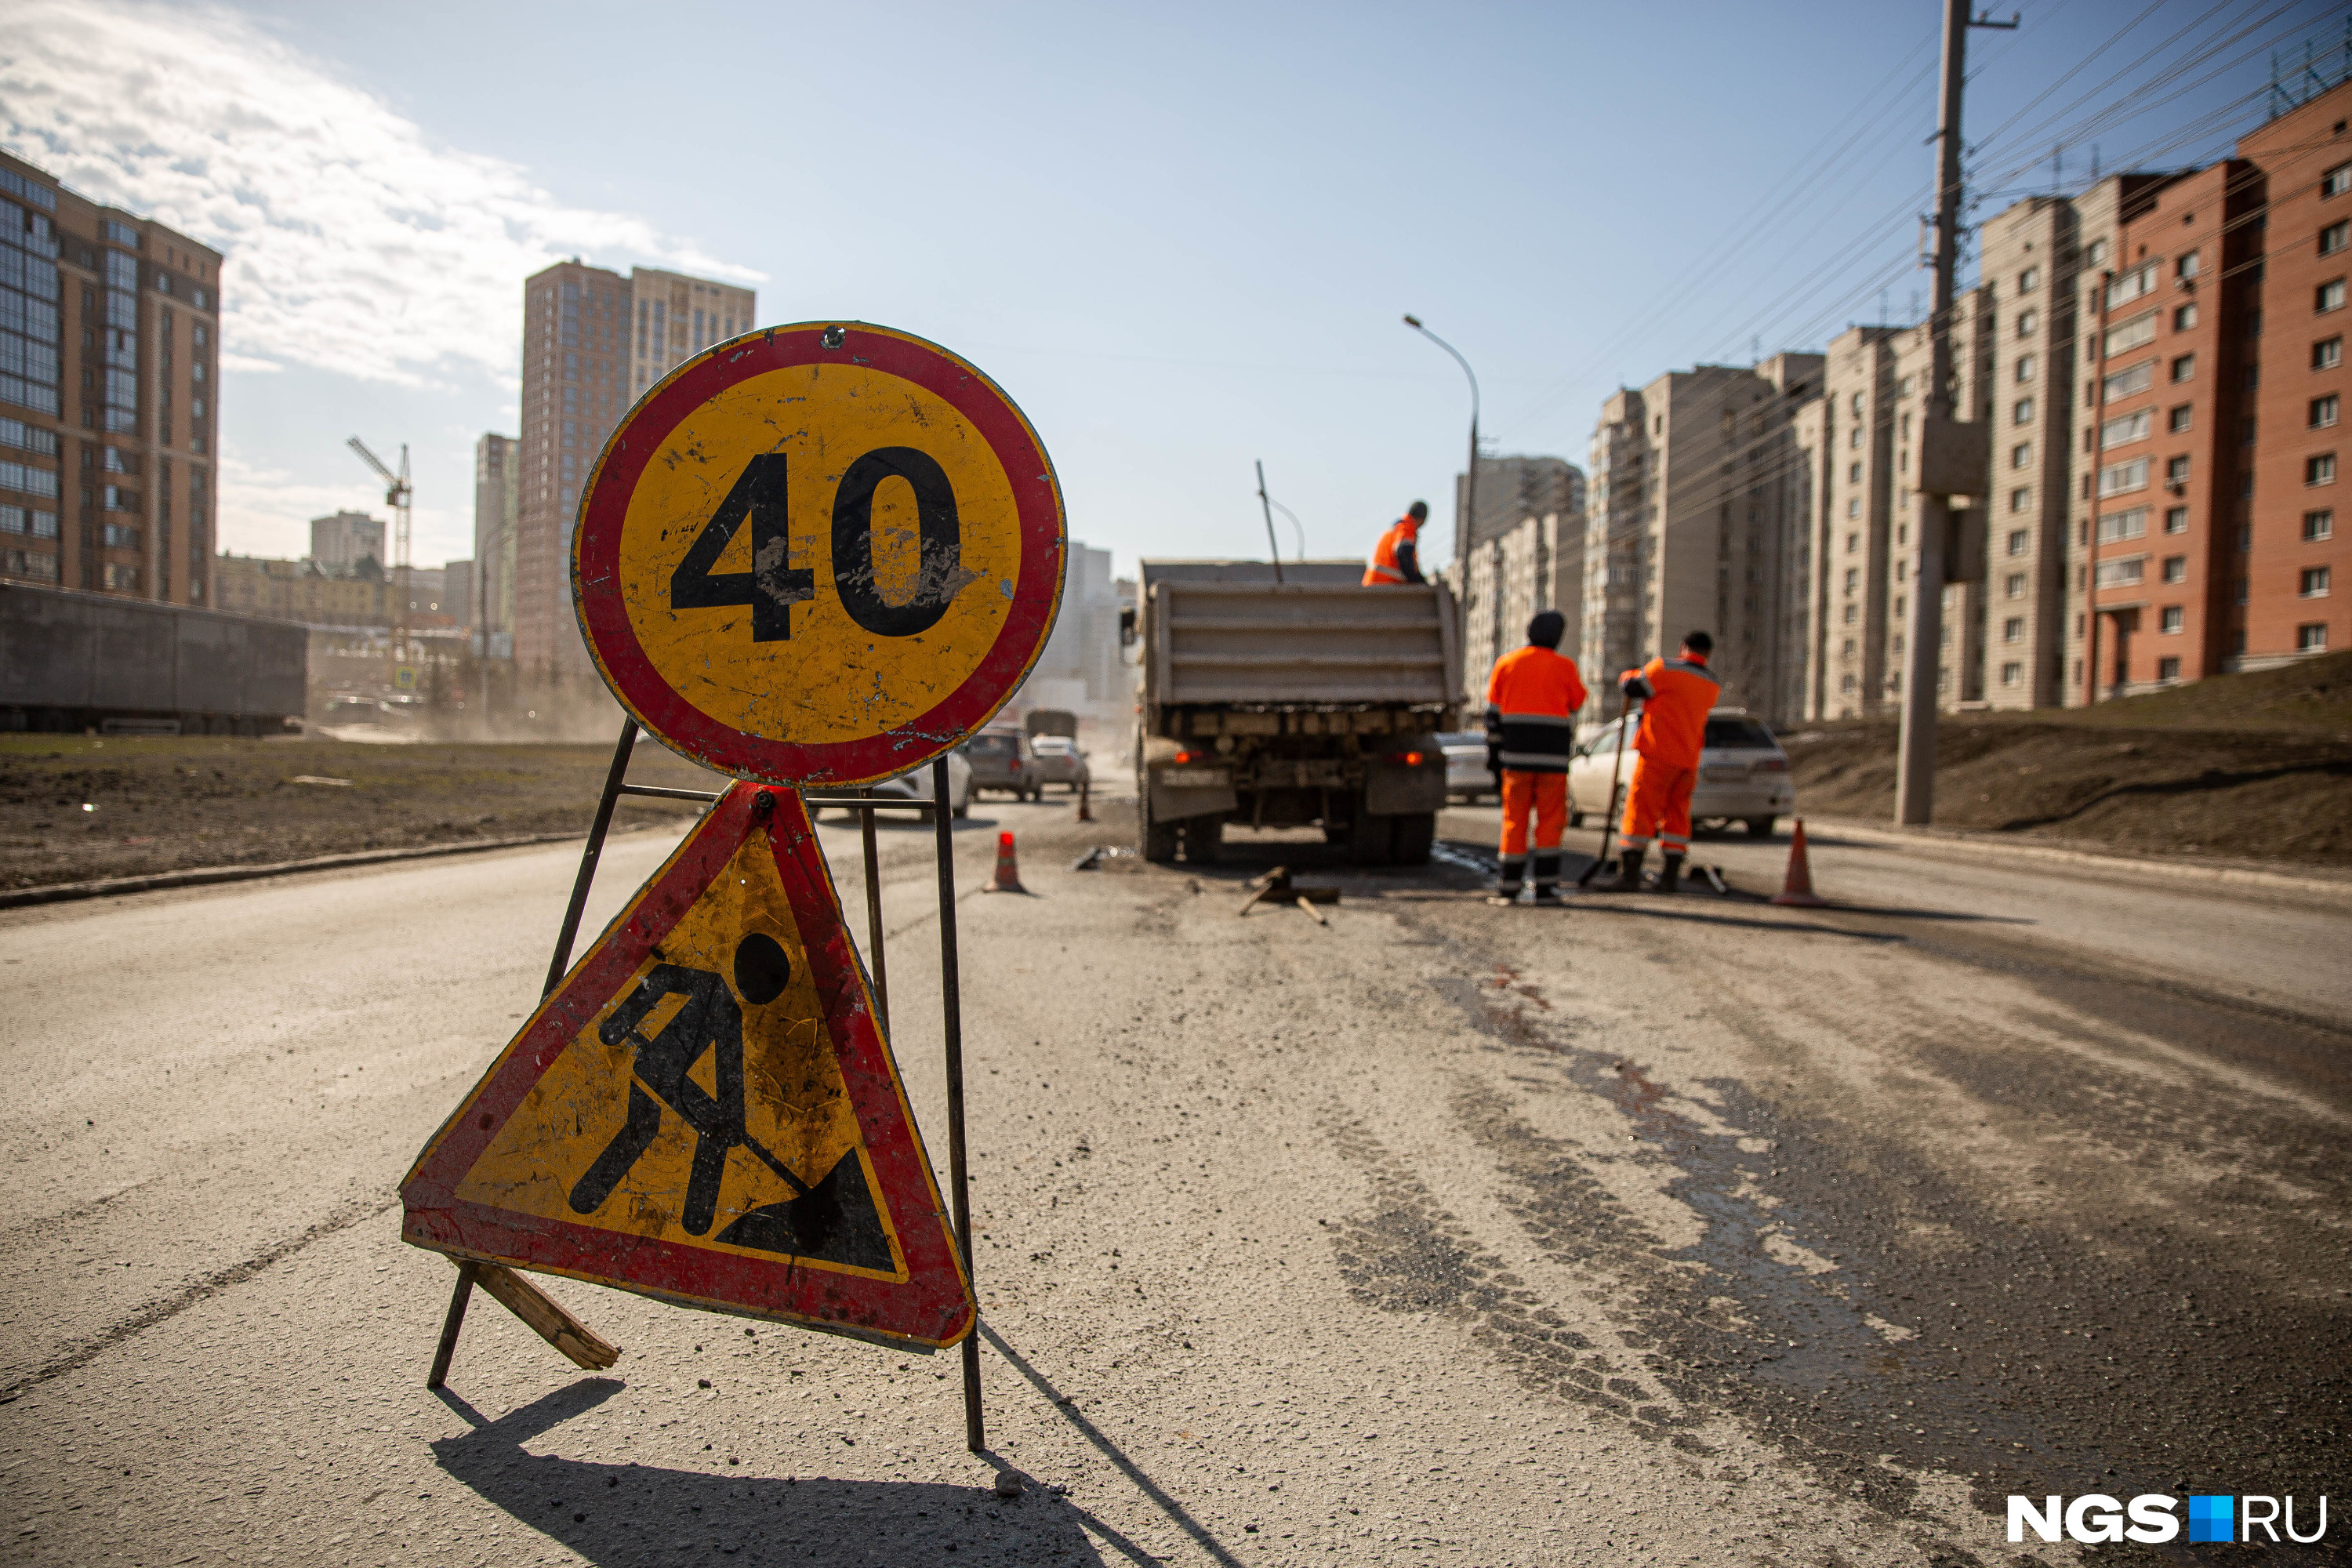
[[1745, 816, 1777, 839], [1348, 811, 1394, 867], [1142, 796, 1180, 863], [1183, 815, 1223, 865], [1389, 811, 1436, 866]]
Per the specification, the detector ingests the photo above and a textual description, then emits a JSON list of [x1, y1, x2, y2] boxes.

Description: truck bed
[[1140, 562, 1457, 710]]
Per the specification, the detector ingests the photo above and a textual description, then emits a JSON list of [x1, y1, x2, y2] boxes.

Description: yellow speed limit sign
[[573, 322, 1066, 786]]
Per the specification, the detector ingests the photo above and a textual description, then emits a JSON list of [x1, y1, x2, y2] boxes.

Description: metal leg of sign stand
[[933, 756, 984, 1453], [429, 716, 640, 1389], [861, 805, 890, 1029]]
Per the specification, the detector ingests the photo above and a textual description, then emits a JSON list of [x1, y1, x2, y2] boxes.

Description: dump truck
[[0, 582, 307, 735], [1134, 561, 1458, 865]]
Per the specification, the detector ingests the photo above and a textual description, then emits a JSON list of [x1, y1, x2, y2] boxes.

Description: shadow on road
[[430, 1378, 1156, 1566]]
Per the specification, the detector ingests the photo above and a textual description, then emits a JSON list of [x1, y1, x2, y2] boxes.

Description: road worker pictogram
[[400, 782, 975, 1348], [572, 321, 1067, 786]]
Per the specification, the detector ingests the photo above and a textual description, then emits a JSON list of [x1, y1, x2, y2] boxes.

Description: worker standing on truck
[[1363, 501, 1429, 585], [1483, 609, 1587, 904], [1606, 630, 1719, 894]]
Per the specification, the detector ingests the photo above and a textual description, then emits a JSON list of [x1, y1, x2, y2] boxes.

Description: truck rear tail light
[[1401, 751, 1425, 766], [1171, 750, 1195, 764]]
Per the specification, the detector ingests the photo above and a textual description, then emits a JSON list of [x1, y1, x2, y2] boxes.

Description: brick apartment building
[[511, 260, 756, 681], [1589, 74, 2352, 724], [1453, 455, 1585, 703], [0, 151, 221, 607]]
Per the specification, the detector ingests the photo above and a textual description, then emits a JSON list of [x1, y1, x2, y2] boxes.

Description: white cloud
[[0, 0, 762, 390]]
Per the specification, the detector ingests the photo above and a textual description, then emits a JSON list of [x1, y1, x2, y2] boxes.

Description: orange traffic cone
[[1076, 774, 1094, 822], [985, 830, 1029, 894], [1769, 818, 1827, 907]]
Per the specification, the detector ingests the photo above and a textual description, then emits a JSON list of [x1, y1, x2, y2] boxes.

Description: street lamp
[[1403, 314, 1480, 584]]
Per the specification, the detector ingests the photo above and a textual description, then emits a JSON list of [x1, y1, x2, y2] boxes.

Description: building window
[[2324, 220, 2350, 256], [2020, 266, 2040, 292], [1846, 498, 1860, 519], [2321, 279, 2350, 314], [2007, 528, 2031, 556], [2101, 410, 2151, 448], [2169, 353, 2194, 383], [2158, 655, 2181, 681], [2098, 507, 2149, 542], [2106, 311, 2157, 356], [2000, 661, 2024, 686], [2301, 622, 2332, 651], [2176, 250, 2201, 279], [1846, 532, 1860, 553], [2002, 615, 2024, 642], [2013, 397, 2034, 425], [2109, 262, 2158, 308], [2012, 443, 2033, 469], [1842, 603, 1858, 625], [2016, 354, 2036, 382], [2306, 508, 2336, 540], [2010, 487, 2031, 513], [2162, 556, 2187, 584], [2099, 457, 2150, 496], [2005, 572, 2027, 597], [2319, 337, 2346, 370], [1848, 462, 1862, 482], [1840, 673, 1857, 693], [1844, 568, 1860, 591], [2165, 505, 2190, 533], [2302, 565, 2333, 597], [2018, 309, 2039, 337], [2173, 303, 2199, 332], [2160, 605, 2185, 633], [2311, 453, 2340, 486], [2095, 556, 2147, 588], [2164, 455, 2191, 485], [2103, 361, 2154, 402], [2165, 405, 2194, 434], [2328, 163, 2352, 198], [102, 562, 140, 591], [2314, 394, 2340, 429]]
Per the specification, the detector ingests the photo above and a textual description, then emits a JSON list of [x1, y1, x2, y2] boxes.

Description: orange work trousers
[[1619, 755, 1696, 854], [1500, 771, 1568, 858]]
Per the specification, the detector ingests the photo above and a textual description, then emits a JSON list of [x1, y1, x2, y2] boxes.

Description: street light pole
[[1403, 314, 1480, 588]]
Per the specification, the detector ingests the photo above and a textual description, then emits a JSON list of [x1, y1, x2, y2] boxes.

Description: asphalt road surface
[[3, 792, 2347, 1566]]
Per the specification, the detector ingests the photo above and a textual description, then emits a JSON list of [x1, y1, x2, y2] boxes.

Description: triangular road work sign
[[401, 783, 975, 1350]]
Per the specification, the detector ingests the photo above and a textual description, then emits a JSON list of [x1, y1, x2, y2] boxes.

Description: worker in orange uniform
[[1363, 500, 1429, 585], [1483, 609, 1587, 904], [1606, 630, 1719, 894]]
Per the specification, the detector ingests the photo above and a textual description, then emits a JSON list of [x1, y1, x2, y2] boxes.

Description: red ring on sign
[[573, 324, 1065, 786]]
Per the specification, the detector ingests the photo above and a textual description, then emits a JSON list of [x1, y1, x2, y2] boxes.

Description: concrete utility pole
[[1896, 0, 2016, 826]]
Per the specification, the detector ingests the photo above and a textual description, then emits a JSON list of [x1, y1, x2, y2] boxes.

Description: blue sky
[[4, 0, 2336, 576]]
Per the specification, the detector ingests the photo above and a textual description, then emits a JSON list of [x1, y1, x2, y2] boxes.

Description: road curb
[[0, 831, 603, 912], [1806, 816, 2352, 900]]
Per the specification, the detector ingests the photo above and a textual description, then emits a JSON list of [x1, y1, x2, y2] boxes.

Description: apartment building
[[512, 260, 757, 680], [1581, 357, 1821, 723], [212, 554, 392, 625], [474, 433, 518, 658], [1802, 327, 1902, 718], [0, 152, 222, 606], [1460, 506, 1581, 700], [2240, 89, 2352, 668], [310, 510, 384, 575]]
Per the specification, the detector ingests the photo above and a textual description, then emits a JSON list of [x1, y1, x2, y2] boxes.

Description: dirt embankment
[[1783, 650, 2352, 865], [0, 736, 728, 891]]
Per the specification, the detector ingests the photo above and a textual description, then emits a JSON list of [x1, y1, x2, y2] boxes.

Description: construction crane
[[347, 437, 413, 673]]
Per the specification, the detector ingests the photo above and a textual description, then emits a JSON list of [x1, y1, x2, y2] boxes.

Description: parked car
[[844, 748, 971, 819], [1027, 735, 1091, 793], [1566, 708, 1794, 838], [962, 729, 1042, 800], [1437, 730, 1497, 803]]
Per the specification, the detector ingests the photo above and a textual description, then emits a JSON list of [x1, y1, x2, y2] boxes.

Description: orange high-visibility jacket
[[1619, 655, 1720, 770], [1483, 645, 1588, 772], [1363, 518, 1424, 585]]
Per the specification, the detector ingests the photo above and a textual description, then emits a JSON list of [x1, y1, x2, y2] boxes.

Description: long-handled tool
[[1575, 695, 1637, 889]]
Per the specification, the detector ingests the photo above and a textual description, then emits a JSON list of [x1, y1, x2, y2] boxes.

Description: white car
[[1566, 708, 1794, 838], [817, 750, 971, 819]]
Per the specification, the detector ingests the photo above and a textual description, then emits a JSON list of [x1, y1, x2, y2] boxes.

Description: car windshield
[[966, 735, 1019, 756], [1704, 717, 1779, 750]]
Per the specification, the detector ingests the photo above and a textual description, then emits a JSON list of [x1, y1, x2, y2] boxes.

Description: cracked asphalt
[[2, 790, 2347, 1565]]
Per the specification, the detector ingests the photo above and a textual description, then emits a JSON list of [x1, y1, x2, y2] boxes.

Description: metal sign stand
[[424, 717, 985, 1453]]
